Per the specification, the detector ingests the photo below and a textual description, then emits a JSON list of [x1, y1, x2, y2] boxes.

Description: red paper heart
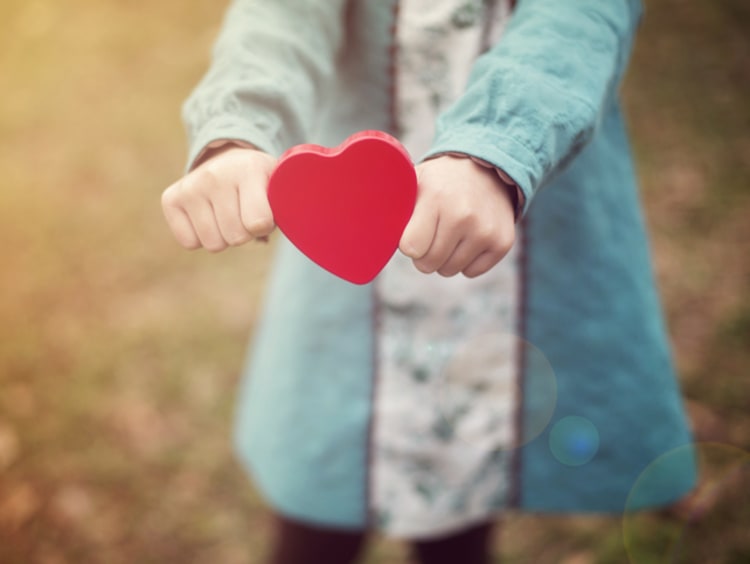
[[268, 130, 417, 285]]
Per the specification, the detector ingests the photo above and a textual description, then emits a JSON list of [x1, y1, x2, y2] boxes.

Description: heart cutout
[[268, 130, 417, 284]]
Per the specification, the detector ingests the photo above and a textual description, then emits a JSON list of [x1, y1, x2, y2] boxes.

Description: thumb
[[399, 194, 438, 260]]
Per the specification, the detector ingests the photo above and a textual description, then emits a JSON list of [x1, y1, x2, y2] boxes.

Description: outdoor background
[[1, 0, 748, 562]]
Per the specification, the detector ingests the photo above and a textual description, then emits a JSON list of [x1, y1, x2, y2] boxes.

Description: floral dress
[[373, 0, 522, 536]]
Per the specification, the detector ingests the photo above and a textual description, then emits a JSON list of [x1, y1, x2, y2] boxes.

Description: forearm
[[425, 0, 643, 215], [181, 0, 347, 169]]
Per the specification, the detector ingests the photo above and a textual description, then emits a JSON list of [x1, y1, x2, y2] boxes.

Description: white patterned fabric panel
[[371, 0, 520, 539]]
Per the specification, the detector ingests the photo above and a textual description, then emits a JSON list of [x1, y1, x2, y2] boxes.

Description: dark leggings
[[268, 514, 495, 564]]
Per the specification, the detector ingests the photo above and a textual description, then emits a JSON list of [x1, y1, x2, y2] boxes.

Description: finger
[[438, 220, 513, 276], [411, 197, 476, 274], [161, 188, 201, 249], [399, 196, 439, 260], [169, 169, 227, 252], [436, 238, 480, 277], [182, 197, 228, 253], [462, 248, 507, 278], [212, 183, 254, 247], [165, 207, 202, 250], [238, 176, 275, 238], [411, 216, 463, 274]]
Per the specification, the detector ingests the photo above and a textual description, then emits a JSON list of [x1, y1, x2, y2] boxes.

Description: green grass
[[1, 0, 748, 562]]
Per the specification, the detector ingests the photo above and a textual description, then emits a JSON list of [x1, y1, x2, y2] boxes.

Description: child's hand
[[161, 146, 277, 252], [399, 155, 516, 278]]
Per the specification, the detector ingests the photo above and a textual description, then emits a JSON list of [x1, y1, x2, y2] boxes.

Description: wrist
[[191, 139, 259, 170], [423, 152, 524, 221]]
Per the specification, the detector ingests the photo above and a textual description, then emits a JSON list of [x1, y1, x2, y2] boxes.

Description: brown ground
[[1, 0, 748, 562]]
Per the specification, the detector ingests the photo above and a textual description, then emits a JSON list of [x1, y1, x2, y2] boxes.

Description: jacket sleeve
[[181, 0, 347, 168], [423, 0, 643, 216]]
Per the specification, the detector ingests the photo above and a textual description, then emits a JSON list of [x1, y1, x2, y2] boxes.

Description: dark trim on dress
[[508, 217, 528, 509], [387, 0, 401, 137], [364, 0, 402, 529]]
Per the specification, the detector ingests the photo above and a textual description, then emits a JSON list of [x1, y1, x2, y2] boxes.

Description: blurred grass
[[0, 0, 748, 562]]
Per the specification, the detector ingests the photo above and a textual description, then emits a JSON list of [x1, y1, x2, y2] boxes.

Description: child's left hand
[[399, 155, 516, 278]]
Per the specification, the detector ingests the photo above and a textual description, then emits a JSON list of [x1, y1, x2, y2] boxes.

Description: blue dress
[[182, 0, 696, 539]]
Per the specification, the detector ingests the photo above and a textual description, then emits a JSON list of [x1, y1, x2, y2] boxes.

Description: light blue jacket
[[183, 0, 696, 528]]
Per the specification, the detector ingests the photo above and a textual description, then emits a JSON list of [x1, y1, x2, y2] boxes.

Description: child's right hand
[[161, 146, 277, 252]]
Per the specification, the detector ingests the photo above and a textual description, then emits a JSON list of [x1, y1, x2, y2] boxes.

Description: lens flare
[[435, 332, 557, 450], [548, 415, 600, 466], [623, 442, 750, 563]]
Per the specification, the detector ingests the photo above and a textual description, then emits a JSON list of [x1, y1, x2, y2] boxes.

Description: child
[[162, 1, 696, 562]]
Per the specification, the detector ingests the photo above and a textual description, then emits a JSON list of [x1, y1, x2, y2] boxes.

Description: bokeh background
[[1, 0, 748, 562]]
